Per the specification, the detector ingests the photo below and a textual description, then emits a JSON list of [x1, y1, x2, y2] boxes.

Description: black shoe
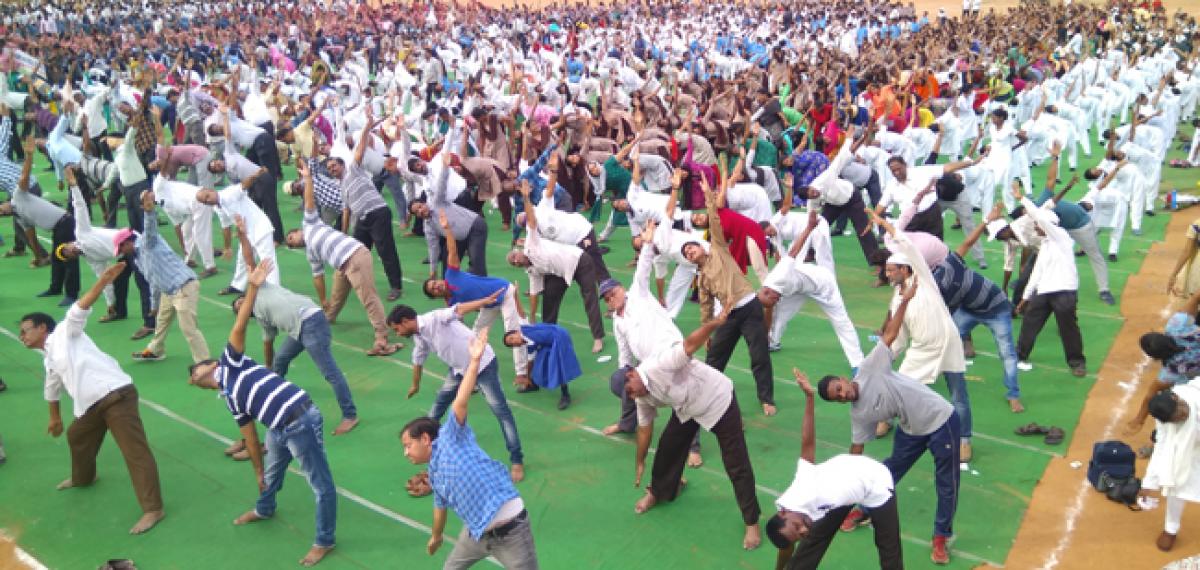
[[35, 290, 58, 298], [1099, 291, 1116, 305], [217, 287, 243, 296], [597, 246, 610, 255], [1108, 254, 1118, 262], [557, 393, 572, 410], [1146, 210, 1156, 217], [0, 378, 7, 392], [516, 384, 541, 394], [1075, 250, 1086, 257], [58, 296, 77, 307]]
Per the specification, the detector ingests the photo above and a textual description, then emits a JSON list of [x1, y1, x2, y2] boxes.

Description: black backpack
[[1088, 440, 1136, 489]]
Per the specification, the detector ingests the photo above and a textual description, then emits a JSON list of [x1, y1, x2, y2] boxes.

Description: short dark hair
[[886, 156, 906, 167], [765, 513, 791, 549], [387, 304, 418, 326], [422, 278, 439, 299], [816, 374, 839, 401], [187, 358, 217, 377], [1148, 390, 1180, 423], [991, 108, 1009, 121], [231, 295, 245, 315], [20, 312, 56, 333], [401, 417, 440, 441]]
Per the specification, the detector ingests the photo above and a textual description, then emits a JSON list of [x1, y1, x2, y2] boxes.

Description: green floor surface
[[0, 126, 1195, 569]]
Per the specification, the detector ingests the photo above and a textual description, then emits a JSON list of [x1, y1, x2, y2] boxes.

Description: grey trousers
[[940, 199, 985, 265], [1068, 220, 1110, 292], [443, 515, 539, 570]]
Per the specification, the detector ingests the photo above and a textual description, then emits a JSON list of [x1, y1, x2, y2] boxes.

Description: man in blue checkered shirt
[[401, 327, 539, 569]]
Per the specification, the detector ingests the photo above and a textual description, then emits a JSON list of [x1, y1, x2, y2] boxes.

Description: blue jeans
[[256, 406, 338, 548], [942, 371, 972, 439], [884, 411, 961, 538], [272, 313, 357, 420], [429, 359, 524, 465], [953, 305, 1021, 400]]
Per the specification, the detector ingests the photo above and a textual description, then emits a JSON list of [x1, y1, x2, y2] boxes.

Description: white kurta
[[1145, 381, 1200, 502], [888, 235, 966, 383]]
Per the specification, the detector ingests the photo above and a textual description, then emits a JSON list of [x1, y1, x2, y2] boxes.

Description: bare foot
[[332, 417, 360, 435], [743, 524, 762, 550], [57, 477, 93, 490], [687, 452, 704, 468], [233, 510, 267, 525], [129, 510, 165, 534], [592, 338, 604, 353], [301, 545, 334, 566], [1009, 399, 1025, 413], [634, 490, 658, 514], [762, 403, 777, 416], [601, 423, 623, 436], [224, 439, 246, 456], [510, 464, 525, 483]]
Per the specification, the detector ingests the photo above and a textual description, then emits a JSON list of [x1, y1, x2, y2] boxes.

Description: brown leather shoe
[[1157, 531, 1177, 552]]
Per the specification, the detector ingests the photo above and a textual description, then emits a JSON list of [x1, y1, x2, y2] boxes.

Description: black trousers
[[577, 230, 611, 282], [1017, 290, 1085, 368], [649, 394, 760, 526], [832, 171, 882, 233], [246, 131, 282, 180], [705, 297, 774, 405], [541, 255, 605, 340], [90, 133, 114, 162], [904, 202, 945, 240], [105, 179, 150, 231], [48, 215, 80, 298], [821, 190, 879, 265], [352, 207, 403, 290], [246, 169, 285, 243], [112, 253, 156, 328], [786, 494, 903, 570]]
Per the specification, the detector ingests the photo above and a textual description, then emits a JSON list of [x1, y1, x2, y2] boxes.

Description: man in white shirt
[[765, 370, 900, 570], [196, 169, 280, 295], [386, 293, 526, 482], [624, 308, 763, 551], [1014, 189, 1086, 376], [507, 180, 606, 353], [758, 210, 863, 365], [18, 262, 165, 535]]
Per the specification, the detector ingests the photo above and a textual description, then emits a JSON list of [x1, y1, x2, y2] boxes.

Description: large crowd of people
[[1, 0, 1199, 567]]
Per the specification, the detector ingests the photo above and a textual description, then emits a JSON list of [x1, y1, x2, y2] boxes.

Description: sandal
[[366, 343, 402, 356], [1015, 422, 1050, 436], [1044, 427, 1065, 445]]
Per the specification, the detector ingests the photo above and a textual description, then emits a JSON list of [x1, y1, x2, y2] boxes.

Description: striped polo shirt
[[303, 209, 363, 275], [340, 162, 387, 222], [932, 252, 1009, 314], [216, 343, 309, 429]]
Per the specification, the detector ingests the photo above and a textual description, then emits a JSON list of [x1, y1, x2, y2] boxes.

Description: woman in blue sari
[[504, 323, 581, 411]]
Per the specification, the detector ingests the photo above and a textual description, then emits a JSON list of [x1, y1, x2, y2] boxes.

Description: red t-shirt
[[716, 207, 768, 274]]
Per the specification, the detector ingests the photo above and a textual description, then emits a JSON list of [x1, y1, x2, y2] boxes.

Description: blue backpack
[[1087, 440, 1135, 489]]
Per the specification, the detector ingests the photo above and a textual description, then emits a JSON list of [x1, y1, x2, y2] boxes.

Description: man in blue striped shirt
[[117, 191, 210, 364], [401, 327, 539, 568], [188, 259, 337, 567]]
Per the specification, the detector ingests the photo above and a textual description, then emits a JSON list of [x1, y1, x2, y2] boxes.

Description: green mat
[[0, 126, 1193, 569]]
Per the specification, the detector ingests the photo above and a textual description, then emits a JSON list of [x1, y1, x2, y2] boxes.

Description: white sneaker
[[768, 342, 782, 352], [1017, 361, 1033, 371]]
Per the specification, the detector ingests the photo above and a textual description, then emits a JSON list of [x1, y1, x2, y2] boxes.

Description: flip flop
[[1014, 422, 1050, 436], [367, 343, 403, 357], [1044, 427, 1065, 445]]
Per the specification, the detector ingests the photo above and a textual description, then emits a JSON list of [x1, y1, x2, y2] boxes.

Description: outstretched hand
[[468, 326, 489, 361], [249, 258, 273, 288], [793, 368, 815, 397]]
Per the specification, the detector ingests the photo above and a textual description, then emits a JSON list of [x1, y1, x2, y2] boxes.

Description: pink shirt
[[888, 200, 948, 267], [156, 144, 210, 180]]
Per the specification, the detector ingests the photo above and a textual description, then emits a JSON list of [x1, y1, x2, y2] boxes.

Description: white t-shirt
[[775, 455, 894, 522]]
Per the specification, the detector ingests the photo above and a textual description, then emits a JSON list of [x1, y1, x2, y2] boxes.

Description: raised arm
[[681, 306, 730, 357], [439, 211, 460, 269], [450, 328, 490, 425], [297, 158, 316, 212], [229, 259, 275, 353], [700, 177, 727, 247], [519, 179, 537, 230], [78, 261, 127, 311], [792, 368, 817, 463], [881, 280, 918, 347], [453, 288, 502, 318]]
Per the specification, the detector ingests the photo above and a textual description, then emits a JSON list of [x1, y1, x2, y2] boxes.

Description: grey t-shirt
[[850, 342, 955, 444], [253, 283, 321, 342], [13, 186, 65, 230]]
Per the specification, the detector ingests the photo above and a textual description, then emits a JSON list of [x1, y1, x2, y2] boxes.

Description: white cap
[[886, 251, 910, 266]]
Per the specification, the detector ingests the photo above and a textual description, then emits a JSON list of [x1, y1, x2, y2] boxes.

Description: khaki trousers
[[146, 279, 210, 362], [326, 248, 389, 344]]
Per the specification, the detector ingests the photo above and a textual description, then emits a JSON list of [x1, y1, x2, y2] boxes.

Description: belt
[[482, 510, 527, 540], [282, 399, 313, 427]]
